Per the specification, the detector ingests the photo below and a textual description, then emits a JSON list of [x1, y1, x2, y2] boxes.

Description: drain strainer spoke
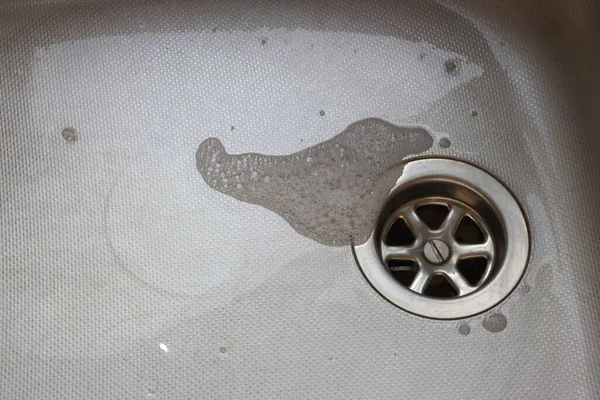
[[353, 159, 529, 319]]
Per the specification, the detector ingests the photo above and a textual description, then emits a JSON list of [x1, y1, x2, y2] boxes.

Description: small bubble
[[306, 157, 313, 162], [231, 126, 235, 131], [471, 109, 479, 117], [523, 284, 531, 293], [319, 110, 325, 116], [61, 127, 77, 142], [439, 138, 451, 148], [148, 388, 156, 397], [264, 176, 271, 183], [328, 356, 334, 361], [251, 171, 258, 179], [260, 38, 268, 45], [211, 27, 217, 32], [236, 183, 242, 189]]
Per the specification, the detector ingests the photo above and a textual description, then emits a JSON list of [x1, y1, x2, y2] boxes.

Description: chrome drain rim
[[353, 159, 529, 319]]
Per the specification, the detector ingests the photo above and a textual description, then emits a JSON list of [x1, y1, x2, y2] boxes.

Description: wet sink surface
[[1, 0, 599, 398]]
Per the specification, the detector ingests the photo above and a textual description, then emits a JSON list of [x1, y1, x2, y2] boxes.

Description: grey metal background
[[1, 0, 599, 398]]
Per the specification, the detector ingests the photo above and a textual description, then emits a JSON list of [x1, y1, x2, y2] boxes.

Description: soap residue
[[196, 118, 433, 246]]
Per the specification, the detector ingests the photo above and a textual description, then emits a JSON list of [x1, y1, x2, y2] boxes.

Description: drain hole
[[457, 258, 488, 286], [416, 204, 449, 230], [455, 216, 485, 244], [387, 260, 417, 286], [385, 218, 415, 246], [423, 275, 458, 298]]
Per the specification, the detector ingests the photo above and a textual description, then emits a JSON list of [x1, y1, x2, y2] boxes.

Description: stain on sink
[[196, 118, 433, 246]]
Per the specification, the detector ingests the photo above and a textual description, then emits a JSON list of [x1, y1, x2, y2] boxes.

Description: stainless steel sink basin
[[1, 0, 599, 398]]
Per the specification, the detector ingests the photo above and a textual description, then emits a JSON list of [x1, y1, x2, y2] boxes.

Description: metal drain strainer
[[353, 159, 529, 319]]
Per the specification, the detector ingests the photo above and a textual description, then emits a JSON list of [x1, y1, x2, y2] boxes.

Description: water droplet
[[439, 138, 451, 148], [61, 127, 77, 142], [445, 59, 459, 75], [219, 346, 228, 354], [482, 312, 507, 333]]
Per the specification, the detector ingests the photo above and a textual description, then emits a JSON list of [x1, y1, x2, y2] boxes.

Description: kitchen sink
[[1, 0, 599, 398]]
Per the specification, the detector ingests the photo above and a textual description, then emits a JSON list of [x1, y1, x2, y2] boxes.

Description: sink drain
[[353, 159, 529, 319]]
